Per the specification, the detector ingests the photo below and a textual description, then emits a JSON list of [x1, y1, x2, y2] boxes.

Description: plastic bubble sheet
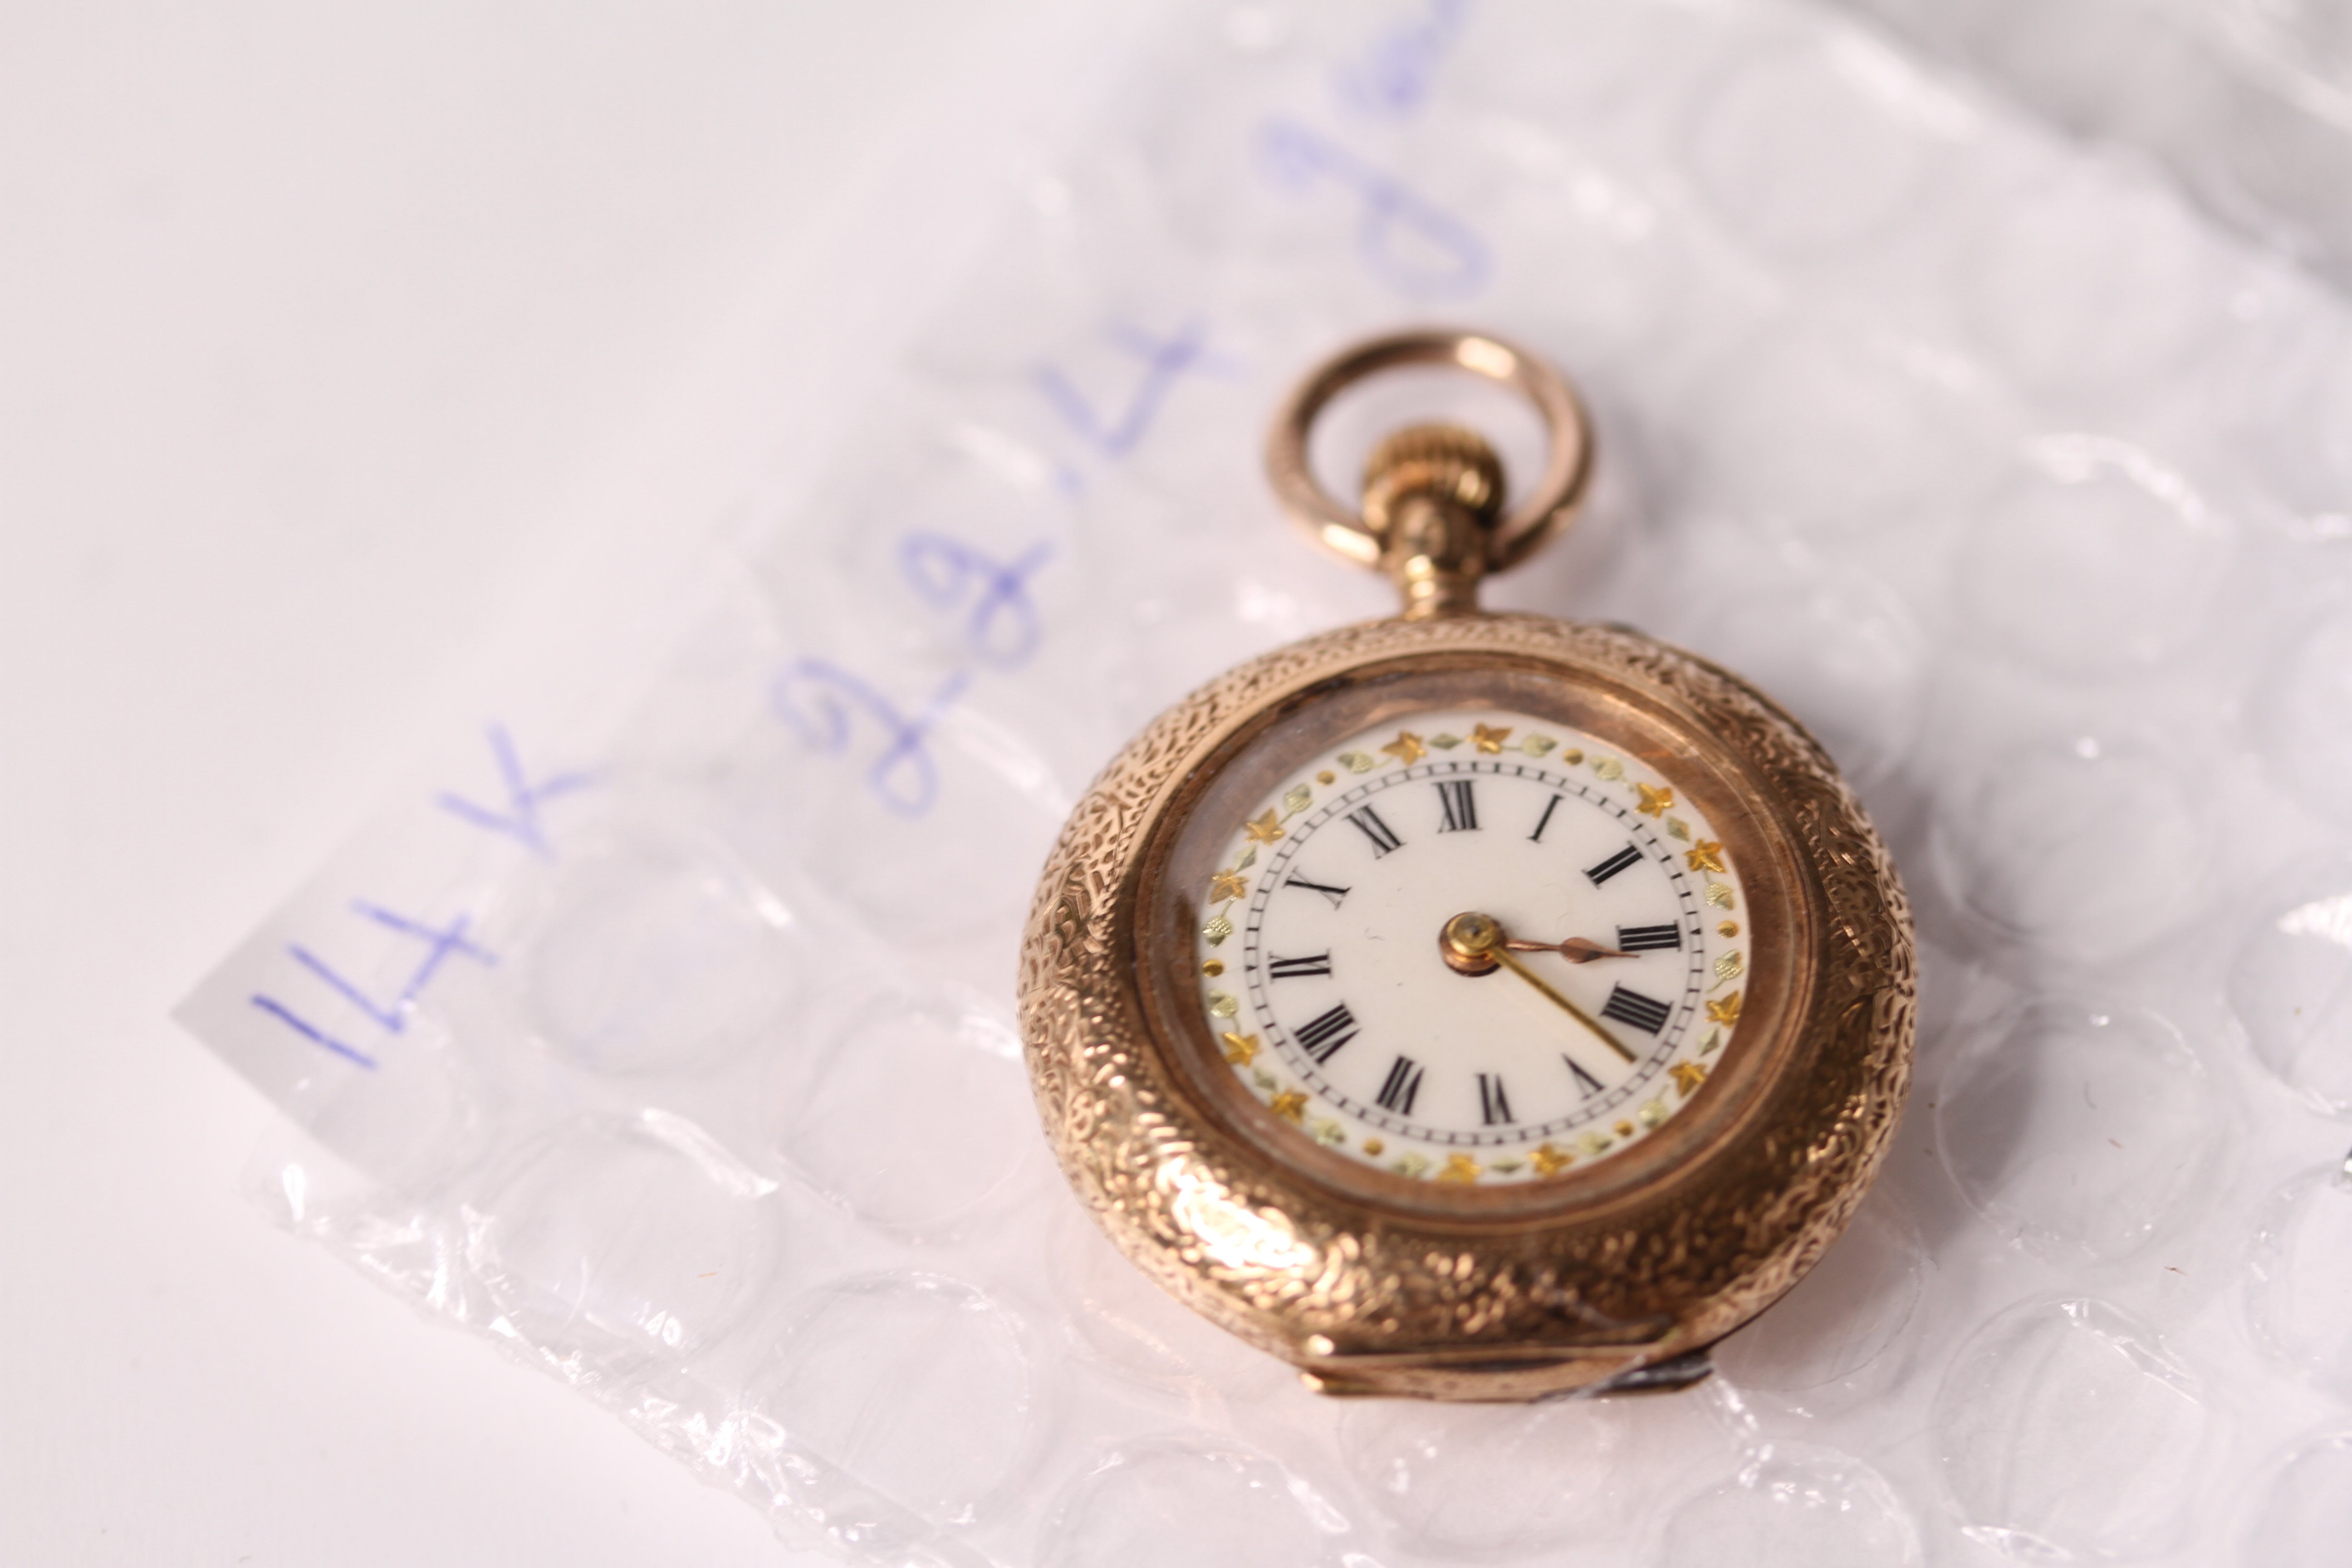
[[180, 1, 2352, 1563]]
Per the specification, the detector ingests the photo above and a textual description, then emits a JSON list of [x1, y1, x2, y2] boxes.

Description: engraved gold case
[[1017, 331, 1914, 1401]]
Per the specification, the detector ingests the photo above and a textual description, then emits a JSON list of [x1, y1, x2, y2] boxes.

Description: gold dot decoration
[[1202, 958, 1224, 976], [1719, 920, 1740, 937], [1316, 770, 1335, 785]]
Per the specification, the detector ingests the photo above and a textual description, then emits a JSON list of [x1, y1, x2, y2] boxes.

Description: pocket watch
[[1018, 329, 1914, 1401]]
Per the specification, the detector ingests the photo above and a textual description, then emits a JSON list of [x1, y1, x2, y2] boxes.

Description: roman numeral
[[1616, 922, 1683, 952], [1563, 1054, 1604, 1099], [1435, 778, 1479, 833], [1284, 873, 1350, 910], [1346, 806, 1404, 858], [1375, 1054, 1425, 1115], [1266, 952, 1333, 980], [1599, 985, 1673, 1035], [1293, 1003, 1359, 1063], [1478, 1073, 1514, 1125], [1585, 843, 1643, 886], [1530, 794, 1565, 843]]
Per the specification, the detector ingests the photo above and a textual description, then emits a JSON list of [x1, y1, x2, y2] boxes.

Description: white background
[[0, 4, 1092, 1561]]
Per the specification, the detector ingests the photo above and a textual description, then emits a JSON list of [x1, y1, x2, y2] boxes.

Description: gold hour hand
[[1504, 935, 1636, 963], [1442, 912, 1638, 1064]]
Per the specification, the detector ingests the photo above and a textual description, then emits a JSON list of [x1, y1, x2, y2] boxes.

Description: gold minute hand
[[1443, 912, 1637, 1065], [1488, 945, 1639, 1064]]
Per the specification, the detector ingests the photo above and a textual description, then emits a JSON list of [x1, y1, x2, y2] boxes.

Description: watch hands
[[1441, 912, 1638, 1065], [1503, 935, 1636, 962]]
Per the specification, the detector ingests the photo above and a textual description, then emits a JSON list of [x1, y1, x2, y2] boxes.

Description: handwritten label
[[247, 727, 583, 1068], [436, 723, 594, 858], [1257, 118, 1492, 299], [1336, 0, 1473, 119], [1034, 317, 1221, 459], [773, 534, 1054, 817]]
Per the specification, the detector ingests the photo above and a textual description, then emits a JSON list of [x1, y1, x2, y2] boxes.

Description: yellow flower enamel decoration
[[1019, 329, 1913, 1403], [1380, 730, 1429, 765]]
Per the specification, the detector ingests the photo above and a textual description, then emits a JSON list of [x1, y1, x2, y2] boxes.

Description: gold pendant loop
[[1263, 327, 1595, 590]]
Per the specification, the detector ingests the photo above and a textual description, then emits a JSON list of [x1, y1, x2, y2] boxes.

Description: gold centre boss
[[1017, 328, 1915, 1401]]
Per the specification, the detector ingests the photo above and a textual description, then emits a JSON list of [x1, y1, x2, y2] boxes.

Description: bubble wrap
[[179, 1, 2352, 1563]]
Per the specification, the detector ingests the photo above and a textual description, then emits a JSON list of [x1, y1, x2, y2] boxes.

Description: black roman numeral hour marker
[[1617, 922, 1683, 952], [1376, 1054, 1425, 1115], [1563, 1054, 1604, 1099], [1266, 952, 1333, 980], [1284, 874, 1350, 910], [1346, 806, 1404, 858], [1294, 1003, 1359, 1063], [1599, 984, 1674, 1035], [1435, 778, 1479, 833], [1585, 843, 1644, 886], [1478, 1073, 1514, 1125], [1530, 794, 1565, 843]]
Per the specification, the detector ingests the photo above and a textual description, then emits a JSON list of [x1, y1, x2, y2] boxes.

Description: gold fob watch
[[1019, 330, 1915, 1401]]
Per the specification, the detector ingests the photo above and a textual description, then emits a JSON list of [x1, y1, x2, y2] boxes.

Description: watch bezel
[[1137, 662, 1806, 1221]]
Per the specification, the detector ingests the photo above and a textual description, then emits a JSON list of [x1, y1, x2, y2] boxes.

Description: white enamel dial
[[1193, 709, 1751, 1185]]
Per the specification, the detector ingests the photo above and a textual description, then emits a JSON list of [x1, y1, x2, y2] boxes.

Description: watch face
[[1144, 660, 1798, 1211], [1187, 706, 1748, 1186]]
